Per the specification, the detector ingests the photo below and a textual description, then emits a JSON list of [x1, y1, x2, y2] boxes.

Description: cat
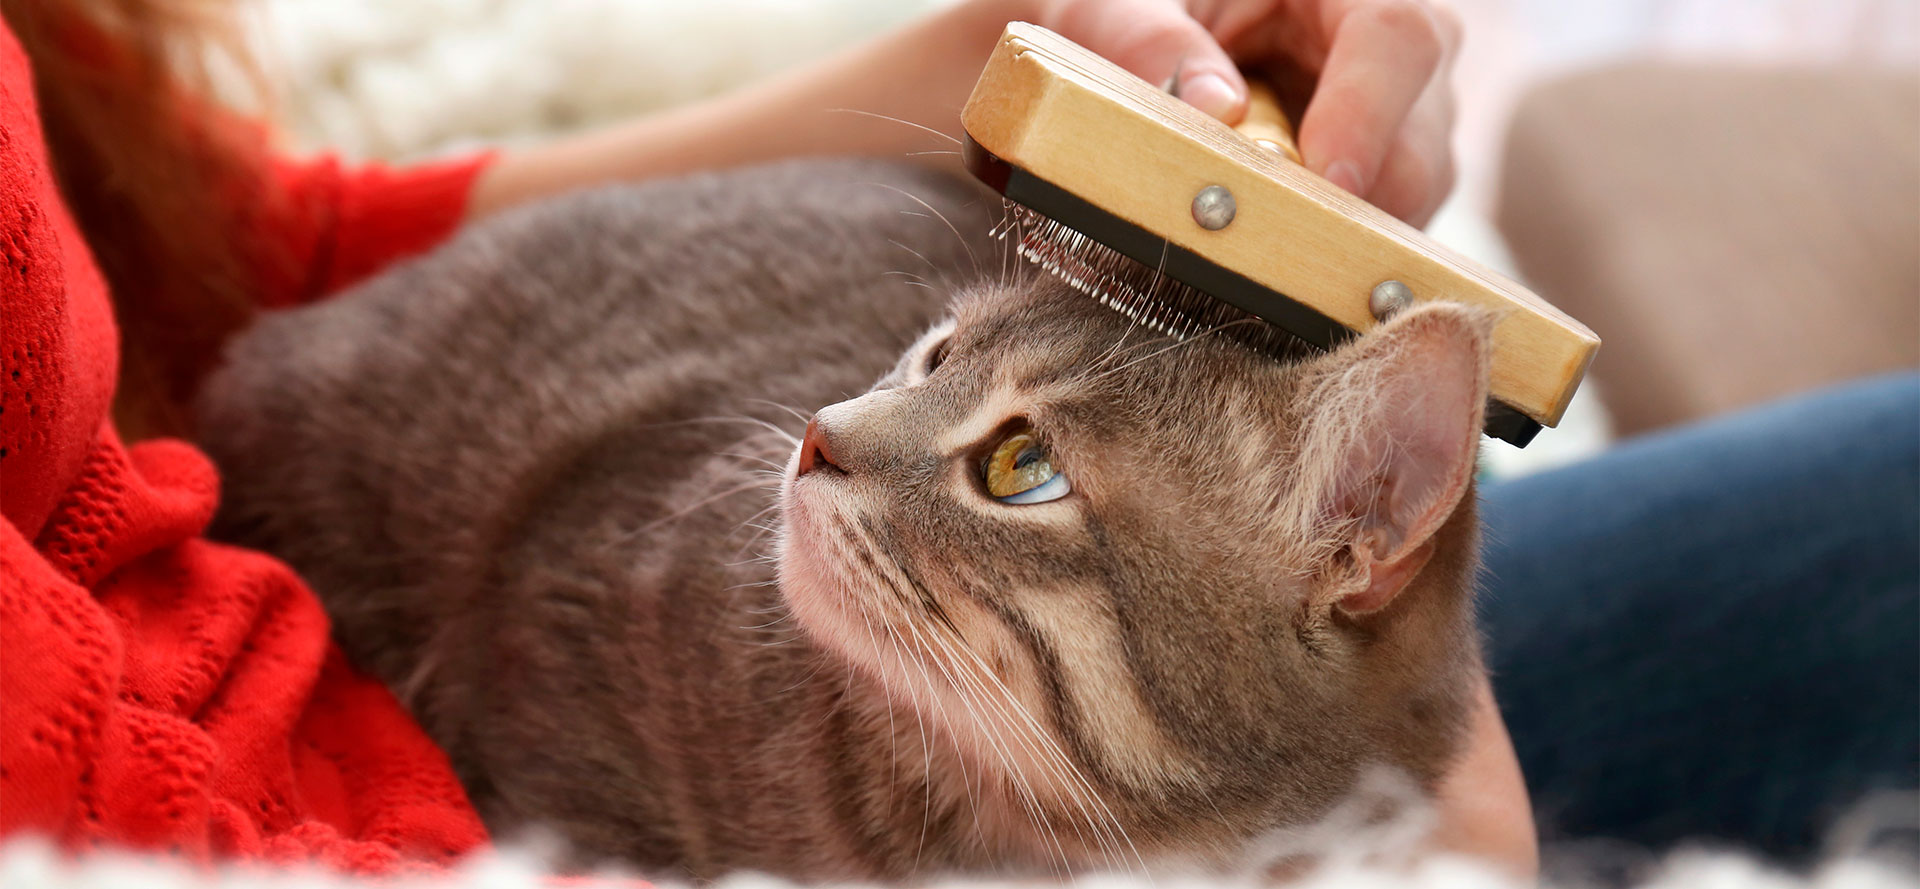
[[199, 159, 1494, 884]]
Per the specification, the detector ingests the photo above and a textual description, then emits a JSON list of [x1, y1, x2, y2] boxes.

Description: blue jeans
[[1479, 373, 1920, 861]]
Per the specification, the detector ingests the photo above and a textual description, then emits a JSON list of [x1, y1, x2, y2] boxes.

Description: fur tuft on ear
[[1285, 302, 1494, 613]]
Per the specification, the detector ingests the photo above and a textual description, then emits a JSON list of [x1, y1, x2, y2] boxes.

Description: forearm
[[467, 0, 1031, 219]]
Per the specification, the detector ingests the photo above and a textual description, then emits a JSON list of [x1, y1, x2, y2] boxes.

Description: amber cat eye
[[982, 428, 1071, 504]]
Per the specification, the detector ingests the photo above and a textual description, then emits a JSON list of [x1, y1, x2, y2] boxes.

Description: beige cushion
[[1497, 63, 1918, 436]]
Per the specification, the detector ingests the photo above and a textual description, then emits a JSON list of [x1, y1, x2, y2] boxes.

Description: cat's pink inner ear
[[1303, 304, 1491, 605], [1373, 310, 1489, 554]]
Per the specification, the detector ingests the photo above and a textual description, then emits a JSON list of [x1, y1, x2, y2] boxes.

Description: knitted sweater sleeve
[[1, 428, 496, 871], [0, 516, 112, 840], [252, 151, 498, 308]]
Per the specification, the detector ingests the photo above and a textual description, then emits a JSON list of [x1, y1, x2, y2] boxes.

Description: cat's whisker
[[889, 239, 939, 272], [726, 535, 781, 564], [772, 657, 830, 692], [733, 503, 782, 533], [1094, 328, 1184, 366], [902, 629, 1013, 871], [879, 621, 937, 876], [747, 400, 816, 426], [734, 529, 777, 556], [657, 414, 802, 444], [856, 609, 904, 824], [867, 182, 982, 279], [916, 620, 1125, 877], [1059, 329, 1185, 394], [1087, 318, 1264, 384], [635, 481, 772, 533], [738, 545, 777, 573], [909, 619, 1077, 879], [895, 623, 990, 855], [884, 269, 939, 293], [730, 526, 780, 557], [912, 606, 1142, 876], [720, 452, 787, 471], [854, 519, 1128, 877], [803, 476, 1119, 864], [731, 528, 778, 552], [861, 563, 1085, 875], [730, 417, 805, 447], [747, 497, 786, 513], [828, 108, 961, 145], [996, 208, 1016, 282], [854, 562, 1028, 871], [1086, 317, 1148, 380], [942, 635, 1147, 878]]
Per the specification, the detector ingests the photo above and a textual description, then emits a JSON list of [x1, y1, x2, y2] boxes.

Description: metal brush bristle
[[993, 201, 1316, 361]]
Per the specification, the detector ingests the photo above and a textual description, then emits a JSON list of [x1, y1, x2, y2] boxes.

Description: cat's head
[[777, 278, 1491, 863]]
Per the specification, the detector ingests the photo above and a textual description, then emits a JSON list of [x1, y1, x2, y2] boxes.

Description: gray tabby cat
[[199, 159, 1493, 883]]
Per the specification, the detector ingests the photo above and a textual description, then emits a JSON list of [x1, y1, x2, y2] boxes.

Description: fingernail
[[1325, 159, 1366, 196], [1178, 73, 1239, 121]]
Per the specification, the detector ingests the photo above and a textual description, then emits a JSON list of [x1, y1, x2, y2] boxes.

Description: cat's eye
[[982, 428, 1071, 504]]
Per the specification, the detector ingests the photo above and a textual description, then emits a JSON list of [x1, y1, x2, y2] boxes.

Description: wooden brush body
[[962, 23, 1598, 442]]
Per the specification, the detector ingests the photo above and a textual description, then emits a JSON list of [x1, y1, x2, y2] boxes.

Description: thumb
[[1053, 0, 1248, 122]]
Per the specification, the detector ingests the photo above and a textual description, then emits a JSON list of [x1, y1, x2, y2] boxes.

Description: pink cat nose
[[796, 416, 843, 476]]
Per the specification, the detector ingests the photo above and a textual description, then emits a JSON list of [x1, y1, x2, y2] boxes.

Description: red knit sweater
[[1, 22, 492, 872]]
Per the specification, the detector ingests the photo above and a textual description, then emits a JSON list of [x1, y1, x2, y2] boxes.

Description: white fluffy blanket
[[6, 837, 1915, 889], [239, 0, 944, 161]]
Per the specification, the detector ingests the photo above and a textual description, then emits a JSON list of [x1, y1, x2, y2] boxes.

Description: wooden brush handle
[[1234, 80, 1303, 164]]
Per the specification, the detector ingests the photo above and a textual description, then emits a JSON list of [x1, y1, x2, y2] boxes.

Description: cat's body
[[201, 160, 1489, 883]]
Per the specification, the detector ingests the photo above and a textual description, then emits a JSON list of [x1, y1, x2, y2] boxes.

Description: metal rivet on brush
[[1191, 185, 1236, 231], [1369, 280, 1415, 320]]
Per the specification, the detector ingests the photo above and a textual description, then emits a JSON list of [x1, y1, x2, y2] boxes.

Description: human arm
[[465, 0, 1030, 220], [467, 0, 1460, 226]]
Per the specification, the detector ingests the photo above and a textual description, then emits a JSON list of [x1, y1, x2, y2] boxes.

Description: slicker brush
[[961, 23, 1599, 446]]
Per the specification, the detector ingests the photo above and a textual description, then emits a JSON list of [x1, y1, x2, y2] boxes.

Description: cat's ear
[[1289, 302, 1493, 615]]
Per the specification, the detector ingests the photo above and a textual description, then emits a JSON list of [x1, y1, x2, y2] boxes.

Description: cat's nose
[[796, 416, 844, 477]]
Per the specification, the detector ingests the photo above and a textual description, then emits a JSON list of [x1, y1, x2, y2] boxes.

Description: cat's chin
[[775, 475, 886, 674], [777, 476, 957, 719]]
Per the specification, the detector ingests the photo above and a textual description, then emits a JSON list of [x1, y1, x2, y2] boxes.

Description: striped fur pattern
[[199, 160, 1485, 884]]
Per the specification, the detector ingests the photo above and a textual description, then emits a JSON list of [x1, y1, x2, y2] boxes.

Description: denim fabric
[[1479, 373, 1920, 859]]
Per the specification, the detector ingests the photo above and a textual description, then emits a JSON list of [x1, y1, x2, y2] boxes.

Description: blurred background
[[228, 0, 1919, 476]]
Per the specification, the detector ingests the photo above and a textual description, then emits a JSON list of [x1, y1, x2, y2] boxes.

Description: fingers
[[1362, 54, 1457, 225], [1294, 0, 1460, 219], [1039, 0, 1463, 222], [1044, 0, 1250, 121]]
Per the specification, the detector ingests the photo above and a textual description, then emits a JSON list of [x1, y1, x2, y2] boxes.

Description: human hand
[[1032, 0, 1462, 226]]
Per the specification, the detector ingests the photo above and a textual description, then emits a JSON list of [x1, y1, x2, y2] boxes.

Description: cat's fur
[[199, 159, 1491, 883]]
